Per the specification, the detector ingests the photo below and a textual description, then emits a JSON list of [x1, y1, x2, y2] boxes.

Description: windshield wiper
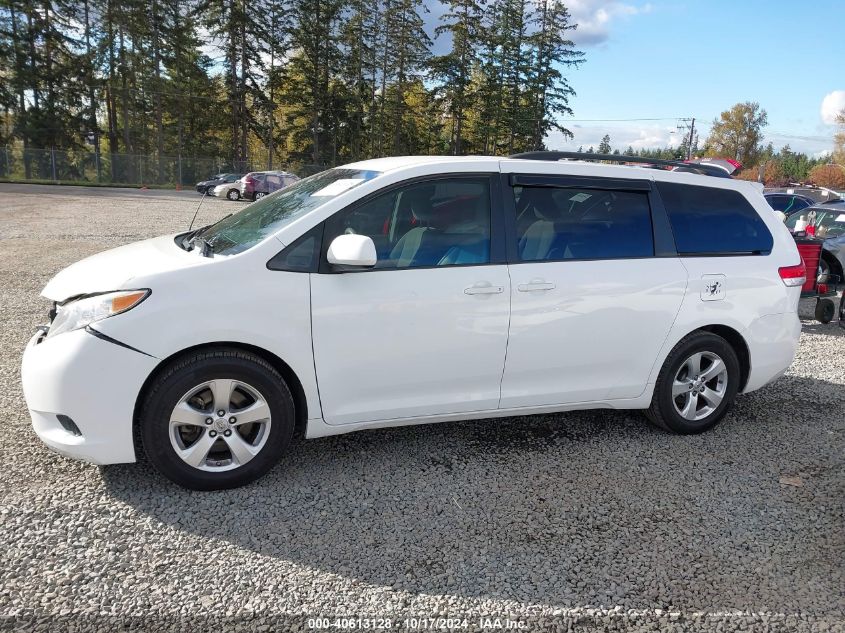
[[186, 235, 213, 257], [191, 213, 233, 240], [178, 213, 233, 252]]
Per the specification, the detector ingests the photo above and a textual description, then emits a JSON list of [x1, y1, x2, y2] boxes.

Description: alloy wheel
[[671, 351, 728, 421], [169, 379, 272, 472]]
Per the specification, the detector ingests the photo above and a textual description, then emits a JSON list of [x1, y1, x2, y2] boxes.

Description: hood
[[42, 234, 198, 301]]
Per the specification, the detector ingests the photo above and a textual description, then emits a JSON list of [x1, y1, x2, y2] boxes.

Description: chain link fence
[[0, 146, 287, 187]]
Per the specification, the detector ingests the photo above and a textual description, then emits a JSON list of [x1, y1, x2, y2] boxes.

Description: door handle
[[517, 280, 555, 292], [464, 282, 504, 295]]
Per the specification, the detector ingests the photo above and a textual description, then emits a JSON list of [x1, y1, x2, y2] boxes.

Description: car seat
[[518, 188, 559, 260], [389, 185, 454, 267]]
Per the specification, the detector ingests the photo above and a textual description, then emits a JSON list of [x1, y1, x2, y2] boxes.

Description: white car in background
[[22, 154, 804, 489], [210, 180, 242, 201]]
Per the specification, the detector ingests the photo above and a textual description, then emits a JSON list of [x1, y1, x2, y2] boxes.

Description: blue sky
[[529, 0, 845, 156]]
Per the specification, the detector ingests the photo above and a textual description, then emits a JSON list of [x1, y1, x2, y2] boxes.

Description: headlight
[[47, 290, 150, 339]]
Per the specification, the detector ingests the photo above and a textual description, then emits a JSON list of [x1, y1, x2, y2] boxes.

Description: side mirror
[[326, 234, 377, 269]]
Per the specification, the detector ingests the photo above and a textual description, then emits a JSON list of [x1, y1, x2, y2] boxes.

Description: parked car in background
[[784, 202, 845, 281], [21, 154, 804, 489], [237, 171, 300, 201], [196, 173, 242, 195], [763, 192, 816, 216], [765, 186, 842, 205], [211, 180, 244, 201]]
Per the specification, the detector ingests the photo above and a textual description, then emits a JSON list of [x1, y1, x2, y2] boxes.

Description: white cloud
[[820, 91, 845, 125], [428, 0, 652, 52], [566, 1, 654, 46]]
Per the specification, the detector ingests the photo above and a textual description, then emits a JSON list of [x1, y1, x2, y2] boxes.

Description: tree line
[[585, 101, 845, 189], [0, 0, 584, 181]]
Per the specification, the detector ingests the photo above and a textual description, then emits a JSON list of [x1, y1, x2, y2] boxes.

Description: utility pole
[[687, 118, 696, 160], [676, 117, 697, 160]]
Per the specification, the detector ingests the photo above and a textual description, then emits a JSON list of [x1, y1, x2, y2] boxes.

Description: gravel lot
[[0, 184, 843, 632]]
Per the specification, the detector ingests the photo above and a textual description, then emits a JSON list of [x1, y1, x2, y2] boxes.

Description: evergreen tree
[[0, 0, 595, 175], [431, 0, 483, 154], [383, 0, 431, 155], [526, 0, 581, 150], [284, 0, 344, 165]]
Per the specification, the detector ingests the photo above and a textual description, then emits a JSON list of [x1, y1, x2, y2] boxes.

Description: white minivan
[[21, 155, 805, 489]]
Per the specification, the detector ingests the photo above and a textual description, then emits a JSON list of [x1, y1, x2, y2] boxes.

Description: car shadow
[[799, 320, 844, 337], [101, 371, 845, 614]]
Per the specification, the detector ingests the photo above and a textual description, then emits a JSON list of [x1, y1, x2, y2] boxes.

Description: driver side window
[[324, 177, 492, 269]]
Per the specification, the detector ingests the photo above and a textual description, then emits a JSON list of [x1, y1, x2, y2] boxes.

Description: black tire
[[645, 331, 740, 434], [254, 191, 266, 200], [226, 188, 240, 201], [139, 348, 294, 490], [815, 298, 835, 324]]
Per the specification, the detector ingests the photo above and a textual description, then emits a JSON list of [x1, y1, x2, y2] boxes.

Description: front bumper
[[21, 327, 159, 465]]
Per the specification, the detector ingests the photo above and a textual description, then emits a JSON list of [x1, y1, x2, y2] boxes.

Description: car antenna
[[188, 189, 209, 231]]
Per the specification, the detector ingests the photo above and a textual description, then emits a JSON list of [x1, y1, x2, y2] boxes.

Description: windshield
[[200, 168, 381, 255], [785, 207, 845, 238]]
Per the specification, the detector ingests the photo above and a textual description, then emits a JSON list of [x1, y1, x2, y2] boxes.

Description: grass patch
[[0, 178, 183, 190]]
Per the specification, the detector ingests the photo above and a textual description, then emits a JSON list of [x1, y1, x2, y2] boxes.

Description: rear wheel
[[226, 188, 240, 201], [254, 191, 266, 200], [646, 331, 740, 434], [140, 348, 294, 490]]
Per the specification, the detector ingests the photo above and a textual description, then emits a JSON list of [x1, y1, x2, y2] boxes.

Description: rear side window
[[767, 195, 810, 214], [513, 186, 654, 261], [766, 195, 789, 211], [658, 183, 773, 255]]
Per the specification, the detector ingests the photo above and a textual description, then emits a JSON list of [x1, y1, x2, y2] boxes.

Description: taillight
[[779, 262, 806, 287]]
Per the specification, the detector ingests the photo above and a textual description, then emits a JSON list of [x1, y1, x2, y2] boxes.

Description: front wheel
[[226, 188, 240, 201], [645, 331, 740, 434], [139, 348, 295, 490]]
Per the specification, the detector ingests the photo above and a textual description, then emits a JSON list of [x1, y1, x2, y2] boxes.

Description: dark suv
[[237, 171, 300, 201], [195, 173, 242, 194], [763, 192, 815, 217]]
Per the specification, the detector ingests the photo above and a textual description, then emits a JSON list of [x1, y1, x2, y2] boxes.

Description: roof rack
[[508, 151, 732, 178]]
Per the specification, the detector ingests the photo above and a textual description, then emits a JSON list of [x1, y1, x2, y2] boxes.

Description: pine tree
[[382, 0, 431, 155], [526, 0, 581, 150], [338, 0, 378, 160], [284, 0, 344, 165], [431, 0, 483, 154]]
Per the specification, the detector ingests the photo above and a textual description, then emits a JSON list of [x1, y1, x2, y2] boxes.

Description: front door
[[500, 179, 688, 408], [310, 176, 511, 425]]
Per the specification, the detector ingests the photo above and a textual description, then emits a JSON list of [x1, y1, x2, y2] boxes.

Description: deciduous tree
[[705, 101, 768, 166], [808, 163, 845, 190]]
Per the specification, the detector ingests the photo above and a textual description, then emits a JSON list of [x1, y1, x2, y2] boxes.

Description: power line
[[767, 131, 831, 143], [558, 117, 695, 122]]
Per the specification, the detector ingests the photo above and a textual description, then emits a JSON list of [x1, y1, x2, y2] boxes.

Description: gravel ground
[[0, 184, 843, 632]]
